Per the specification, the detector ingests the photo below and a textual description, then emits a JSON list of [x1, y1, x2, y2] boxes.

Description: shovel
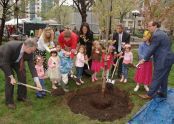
[[84, 61, 94, 76], [16, 82, 65, 96], [106, 58, 120, 84]]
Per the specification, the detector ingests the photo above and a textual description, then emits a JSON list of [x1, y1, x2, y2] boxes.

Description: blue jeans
[[36, 79, 46, 97], [122, 64, 128, 79], [76, 67, 83, 79]]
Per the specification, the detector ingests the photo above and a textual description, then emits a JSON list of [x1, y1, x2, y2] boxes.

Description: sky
[[60, 0, 73, 5]]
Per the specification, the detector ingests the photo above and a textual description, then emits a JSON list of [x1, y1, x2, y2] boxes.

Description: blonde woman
[[35, 27, 55, 71]]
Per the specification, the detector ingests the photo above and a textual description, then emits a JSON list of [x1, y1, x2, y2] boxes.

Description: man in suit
[[139, 21, 174, 99], [0, 38, 42, 109], [112, 24, 130, 78]]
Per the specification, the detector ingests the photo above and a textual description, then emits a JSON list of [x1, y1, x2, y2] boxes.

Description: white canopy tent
[[5, 18, 30, 25]]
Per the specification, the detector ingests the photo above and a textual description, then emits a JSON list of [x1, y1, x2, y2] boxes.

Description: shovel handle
[[16, 82, 51, 94]]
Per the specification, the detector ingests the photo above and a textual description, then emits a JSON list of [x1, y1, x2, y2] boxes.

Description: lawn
[[0, 43, 173, 124]]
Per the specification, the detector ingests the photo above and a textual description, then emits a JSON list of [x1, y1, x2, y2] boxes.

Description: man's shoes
[[17, 97, 27, 102], [156, 92, 167, 98], [7, 104, 16, 109], [139, 94, 152, 100]]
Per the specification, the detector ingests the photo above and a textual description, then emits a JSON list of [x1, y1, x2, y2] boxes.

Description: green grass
[[0, 44, 174, 124]]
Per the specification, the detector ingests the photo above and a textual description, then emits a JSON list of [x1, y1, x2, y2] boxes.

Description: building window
[[128, 21, 133, 27], [138, 20, 142, 26]]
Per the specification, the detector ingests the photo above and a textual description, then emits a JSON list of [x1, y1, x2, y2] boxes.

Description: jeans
[[36, 79, 46, 97], [122, 63, 128, 79], [76, 67, 83, 79]]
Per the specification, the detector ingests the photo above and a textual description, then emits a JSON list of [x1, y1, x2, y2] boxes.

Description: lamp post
[[15, 0, 19, 35], [132, 10, 140, 36]]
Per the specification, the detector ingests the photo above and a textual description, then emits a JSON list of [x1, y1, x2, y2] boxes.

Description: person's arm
[[144, 34, 160, 61], [70, 34, 78, 59], [138, 44, 144, 59], [126, 33, 130, 43], [130, 52, 133, 63]]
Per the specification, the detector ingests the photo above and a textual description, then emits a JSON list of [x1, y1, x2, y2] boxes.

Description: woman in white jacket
[[35, 27, 55, 71]]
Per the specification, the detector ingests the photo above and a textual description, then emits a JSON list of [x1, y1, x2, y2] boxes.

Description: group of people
[[0, 21, 174, 109]]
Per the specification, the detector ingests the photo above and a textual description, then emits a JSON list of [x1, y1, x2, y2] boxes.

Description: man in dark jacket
[[0, 38, 42, 109], [139, 21, 174, 99], [112, 24, 130, 78]]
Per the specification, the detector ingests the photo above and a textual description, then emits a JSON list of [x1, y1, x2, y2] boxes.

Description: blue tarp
[[128, 89, 174, 124]]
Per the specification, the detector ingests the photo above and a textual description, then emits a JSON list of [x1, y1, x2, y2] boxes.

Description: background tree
[[143, 0, 174, 25], [72, 0, 95, 23], [0, 0, 15, 45]]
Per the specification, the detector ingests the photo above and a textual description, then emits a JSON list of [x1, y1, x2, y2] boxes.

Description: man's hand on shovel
[[9, 75, 16, 85]]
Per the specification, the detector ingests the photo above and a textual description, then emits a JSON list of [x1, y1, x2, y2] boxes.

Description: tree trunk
[[0, 8, 7, 45], [81, 12, 87, 22]]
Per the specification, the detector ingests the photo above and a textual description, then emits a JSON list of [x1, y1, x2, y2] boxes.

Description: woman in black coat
[[79, 22, 94, 76]]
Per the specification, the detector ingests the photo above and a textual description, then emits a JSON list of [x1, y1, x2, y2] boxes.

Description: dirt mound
[[67, 84, 133, 122]]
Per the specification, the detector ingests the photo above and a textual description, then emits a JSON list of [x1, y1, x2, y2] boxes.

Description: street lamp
[[132, 10, 140, 36], [15, 0, 19, 35]]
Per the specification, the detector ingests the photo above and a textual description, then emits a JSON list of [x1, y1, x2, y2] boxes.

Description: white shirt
[[37, 35, 55, 52], [118, 33, 123, 52], [15, 45, 24, 63]]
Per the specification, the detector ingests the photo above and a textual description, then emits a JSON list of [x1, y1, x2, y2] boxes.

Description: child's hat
[[143, 30, 151, 39]]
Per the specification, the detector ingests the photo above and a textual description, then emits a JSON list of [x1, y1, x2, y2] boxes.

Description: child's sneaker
[[36, 92, 43, 98], [52, 85, 57, 89], [92, 77, 95, 82], [63, 88, 69, 92], [94, 77, 98, 81], [41, 91, 46, 96], [76, 81, 81, 86], [124, 79, 127, 83], [120, 78, 124, 82], [80, 79, 84, 84], [144, 85, 149, 92], [134, 85, 140, 92]]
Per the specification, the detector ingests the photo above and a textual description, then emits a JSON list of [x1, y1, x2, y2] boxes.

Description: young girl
[[35, 56, 46, 98], [47, 48, 61, 89], [101, 43, 115, 79], [134, 31, 152, 92], [57, 45, 73, 92], [75, 45, 87, 85], [120, 44, 133, 83], [91, 40, 102, 82]]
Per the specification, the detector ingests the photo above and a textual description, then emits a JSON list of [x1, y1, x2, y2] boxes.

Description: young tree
[[73, 0, 95, 22]]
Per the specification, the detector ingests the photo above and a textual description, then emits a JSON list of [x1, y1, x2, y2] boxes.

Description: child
[[120, 44, 133, 83], [35, 56, 47, 98], [75, 45, 87, 85], [57, 45, 73, 92], [91, 40, 102, 82], [47, 48, 61, 89], [134, 31, 152, 92], [101, 43, 114, 79]]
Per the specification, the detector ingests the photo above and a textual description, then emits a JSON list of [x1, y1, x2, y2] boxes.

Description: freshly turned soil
[[67, 84, 133, 122]]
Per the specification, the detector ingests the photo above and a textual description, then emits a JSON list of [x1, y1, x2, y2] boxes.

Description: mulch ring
[[66, 84, 133, 122]]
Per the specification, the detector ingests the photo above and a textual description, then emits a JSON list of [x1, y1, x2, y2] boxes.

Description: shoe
[[124, 79, 127, 83], [52, 85, 57, 90], [94, 77, 98, 81], [63, 88, 69, 92], [80, 79, 84, 84], [134, 85, 140, 92], [144, 85, 149, 92], [7, 104, 16, 109], [42, 91, 46, 96], [92, 78, 95, 82], [156, 92, 167, 98], [17, 97, 27, 102], [139, 94, 152, 100], [36, 93, 43, 98], [76, 82, 81, 86], [120, 78, 124, 82]]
